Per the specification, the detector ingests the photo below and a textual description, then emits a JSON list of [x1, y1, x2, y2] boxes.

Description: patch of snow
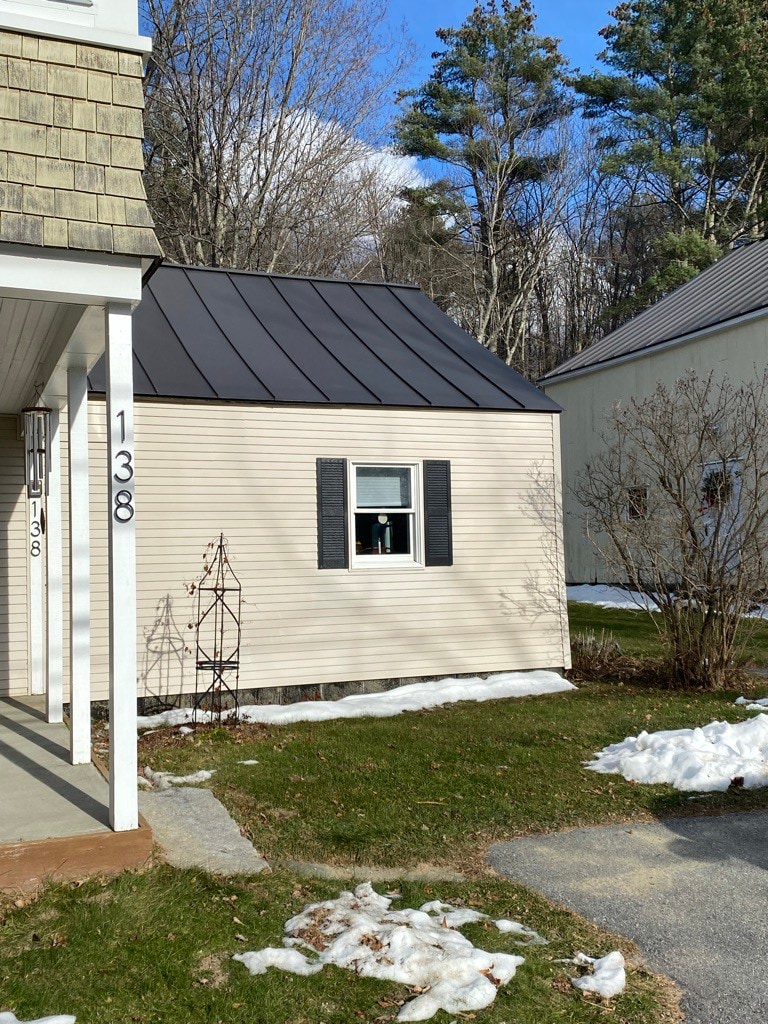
[[570, 950, 626, 998], [137, 671, 574, 730], [0, 1015, 76, 1024], [587, 715, 768, 791], [234, 882, 544, 1020], [234, 947, 321, 977], [494, 919, 548, 943], [137, 707, 196, 729], [567, 584, 655, 611], [142, 766, 215, 790], [735, 695, 768, 712], [178, 726, 194, 736], [236, 759, 260, 766], [569, 585, 768, 621]]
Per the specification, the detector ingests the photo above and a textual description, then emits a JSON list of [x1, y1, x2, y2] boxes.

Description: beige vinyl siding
[[3, 402, 569, 700], [84, 401, 569, 701], [544, 313, 768, 583], [0, 415, 28, 695]]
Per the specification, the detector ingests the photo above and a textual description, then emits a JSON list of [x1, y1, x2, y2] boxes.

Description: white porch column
[[68, 365, 91, 764], [28, 488, 45, 695], [105, 303, 138, 832], [46, 408, 64, 722]]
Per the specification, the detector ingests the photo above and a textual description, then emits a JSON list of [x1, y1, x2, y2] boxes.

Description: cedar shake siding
[[0, 29, 160, 258]]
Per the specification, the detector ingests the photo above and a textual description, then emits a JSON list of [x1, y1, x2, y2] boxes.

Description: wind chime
[[192, 534, 242, 724], [22, 389, 52, 499]]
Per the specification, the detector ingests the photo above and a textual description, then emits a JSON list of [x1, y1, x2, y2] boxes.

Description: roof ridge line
[[161, 262, 422, 289]]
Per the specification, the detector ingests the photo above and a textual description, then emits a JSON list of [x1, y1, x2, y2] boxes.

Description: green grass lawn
[[0, 867, 678, 1024], [13, 598, 768, 1024], [139, 681, 768, 872], [567, 599, 768, 665]]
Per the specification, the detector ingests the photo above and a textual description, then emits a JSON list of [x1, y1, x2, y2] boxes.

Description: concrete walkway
[[488, 812, 768, 1024], [0, 697, 110, 844], [139, 787, 269, 875]]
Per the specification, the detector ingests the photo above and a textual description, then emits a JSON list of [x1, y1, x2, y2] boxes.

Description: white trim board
[[0, 246, 144, 306], [0, 10, 152, 54]]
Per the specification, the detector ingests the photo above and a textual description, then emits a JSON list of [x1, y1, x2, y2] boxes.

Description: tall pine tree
[[577, 0, 768, 298], [395, 0, 572, 368]]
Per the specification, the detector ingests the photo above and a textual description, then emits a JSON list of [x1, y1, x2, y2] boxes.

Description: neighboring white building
[[541, 239, 768, 584]]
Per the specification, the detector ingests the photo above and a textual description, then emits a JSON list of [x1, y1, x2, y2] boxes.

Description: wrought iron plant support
[[192, 533, 242, 724]]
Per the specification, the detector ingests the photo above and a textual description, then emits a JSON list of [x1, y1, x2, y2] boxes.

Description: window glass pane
[[356, 466, 411, 508], [355, 512, 412, 555]]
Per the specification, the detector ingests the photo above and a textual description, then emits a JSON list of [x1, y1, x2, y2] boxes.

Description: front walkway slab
[[488, 812, 768, 1024], [139, 788, 269, 876]]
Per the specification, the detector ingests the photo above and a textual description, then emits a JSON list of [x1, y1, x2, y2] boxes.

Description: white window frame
[[349, 461, 423, 569]]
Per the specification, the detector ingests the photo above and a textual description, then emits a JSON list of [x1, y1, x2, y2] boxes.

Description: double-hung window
[[316, 458, 452, 570], [351, 463, 420, 566]]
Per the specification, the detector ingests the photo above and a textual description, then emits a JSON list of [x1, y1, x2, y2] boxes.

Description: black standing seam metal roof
[[88, 264, 560, 412], [542, 238, 768, 383]]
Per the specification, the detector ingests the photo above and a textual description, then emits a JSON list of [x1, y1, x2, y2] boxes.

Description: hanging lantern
[[22, 406, 52, 499]]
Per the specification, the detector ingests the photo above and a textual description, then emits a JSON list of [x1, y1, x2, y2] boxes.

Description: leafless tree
[[142, 0, 411, 272], [578, 371, 768, 689]]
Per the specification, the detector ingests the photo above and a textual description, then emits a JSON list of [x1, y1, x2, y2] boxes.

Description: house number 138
[[113, 410, 134, 523], [30, 499, 41, 556]]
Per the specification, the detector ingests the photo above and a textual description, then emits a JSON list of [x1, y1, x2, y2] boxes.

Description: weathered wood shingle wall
[[0, 30, 160, 258]]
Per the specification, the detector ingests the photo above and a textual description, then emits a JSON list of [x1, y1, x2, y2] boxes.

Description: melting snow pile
[[736, 695, 768, 713], [566, 584, 655, 611], [567, 584, 768, 620], [587, 714, 768, 791], [136, 671, 574, 730], [570, 951, 626, 998], [234, 882, 547, 1021], [140, 766, 215, 789], [0, 1016, 75, 1024]]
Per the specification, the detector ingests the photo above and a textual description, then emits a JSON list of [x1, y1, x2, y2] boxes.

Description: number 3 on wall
[[113, 411, 135, 523]]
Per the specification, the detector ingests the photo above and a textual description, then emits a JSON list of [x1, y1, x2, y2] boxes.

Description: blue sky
[[386, 0, 612, 87]]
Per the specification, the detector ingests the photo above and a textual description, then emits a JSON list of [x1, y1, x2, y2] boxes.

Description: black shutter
[[424, 460, 452, 566], [317, 458, 348, 569]]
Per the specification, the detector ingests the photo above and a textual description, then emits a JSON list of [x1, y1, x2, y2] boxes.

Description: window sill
[[350, 558, 424, 571]]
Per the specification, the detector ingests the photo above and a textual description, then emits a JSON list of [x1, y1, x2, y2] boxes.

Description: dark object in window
[[355, 512, 411, 555], [626, 486, 648, 521], [701, 466, 733, 510]]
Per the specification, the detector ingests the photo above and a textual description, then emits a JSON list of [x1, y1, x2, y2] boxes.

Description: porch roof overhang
[[0, 244, 145, 414]]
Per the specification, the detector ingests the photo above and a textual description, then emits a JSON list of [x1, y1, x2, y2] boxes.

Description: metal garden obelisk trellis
[[193, 534, 242, 723]]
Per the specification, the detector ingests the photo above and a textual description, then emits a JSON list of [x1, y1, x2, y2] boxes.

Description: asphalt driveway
[[488, 810, 768, 1024]]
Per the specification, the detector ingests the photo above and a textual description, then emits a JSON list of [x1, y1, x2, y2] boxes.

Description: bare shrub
[[578, 370, 768, 689], [570, 629, 623, 678]]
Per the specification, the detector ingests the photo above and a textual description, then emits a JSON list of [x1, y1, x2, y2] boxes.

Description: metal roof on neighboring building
[[89, 264, 559, 412], [542, 238, 768, 383]]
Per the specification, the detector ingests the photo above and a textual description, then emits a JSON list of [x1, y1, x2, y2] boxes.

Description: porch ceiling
[[0, 296, 86, 415]]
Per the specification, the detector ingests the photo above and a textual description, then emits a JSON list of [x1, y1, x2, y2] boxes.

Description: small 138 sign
[[30, 500, 41, 557]]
